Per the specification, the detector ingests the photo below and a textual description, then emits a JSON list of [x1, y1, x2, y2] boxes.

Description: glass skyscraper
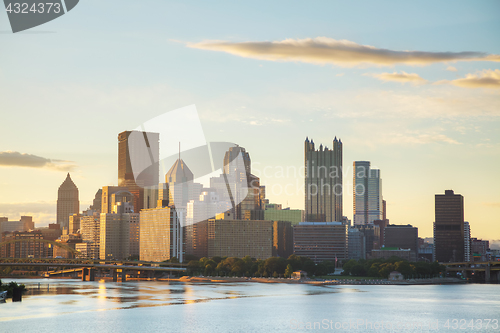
[[353, 161, 382, 225]]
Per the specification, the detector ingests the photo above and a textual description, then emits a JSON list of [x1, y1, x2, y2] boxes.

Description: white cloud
[[366, 71, 427, 85], [446, 66, 458, 72], [436, 69, 500, 89], [188, 37, 500, 67]]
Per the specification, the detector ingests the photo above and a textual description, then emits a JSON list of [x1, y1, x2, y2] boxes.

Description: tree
[[285, 264, 293, 278], [342, 259, 358, 276]]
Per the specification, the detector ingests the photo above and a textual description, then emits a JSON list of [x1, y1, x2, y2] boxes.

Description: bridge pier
[[485, 265, 490, 283], [82, 268, 89, 281], [89, 268, 95, 281], [112, 269, 117, 282], [121, 270, 127, 282]]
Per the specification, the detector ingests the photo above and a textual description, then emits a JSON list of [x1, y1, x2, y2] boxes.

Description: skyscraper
[[433, 190, 464, 262], [118, 130, 160, 213], [353, 161, 382, 225], [210, 145, 261, 220], [99, 190, 139, 261], [304, 137, 343, 222], [57, 173, 79, 233]]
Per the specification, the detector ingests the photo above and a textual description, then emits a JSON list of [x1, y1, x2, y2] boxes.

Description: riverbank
[[0, 274, 467, 285]]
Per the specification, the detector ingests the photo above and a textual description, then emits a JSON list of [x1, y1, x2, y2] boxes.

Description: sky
[[0, 1, 499, 240]]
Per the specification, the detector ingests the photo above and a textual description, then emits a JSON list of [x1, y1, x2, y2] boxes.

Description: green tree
[[285, 264, 293, 278]]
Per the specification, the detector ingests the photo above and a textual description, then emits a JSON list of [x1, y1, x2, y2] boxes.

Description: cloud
[[0, 151, 77, 171], [446, 66, 458, 72], [366, 71, 428, 85], [436, 69, 500, 89], [385, 133, 461, 145], [187, 37, 500, 67]]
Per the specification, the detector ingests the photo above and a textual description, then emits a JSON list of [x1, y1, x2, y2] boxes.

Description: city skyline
[[0, 1, 499, 240]]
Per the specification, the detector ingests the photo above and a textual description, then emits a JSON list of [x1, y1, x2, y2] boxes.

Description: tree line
[[186, 255, 338, 278], [342, 257, 444, 279]]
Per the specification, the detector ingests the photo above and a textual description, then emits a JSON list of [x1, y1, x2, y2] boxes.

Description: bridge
[[0, 257, 186, 282], [443, 261, 500, 283]]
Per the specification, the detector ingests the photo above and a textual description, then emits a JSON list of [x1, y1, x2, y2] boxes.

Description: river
[[0, 278, 499, 332]]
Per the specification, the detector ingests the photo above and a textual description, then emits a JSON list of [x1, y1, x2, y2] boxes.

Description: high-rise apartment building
[[118, 130, 160, 213], [304, 137, 343, 222], [433, 190, 464, 262], [57, 173, 79, 232], [353, 161, 382, 225]]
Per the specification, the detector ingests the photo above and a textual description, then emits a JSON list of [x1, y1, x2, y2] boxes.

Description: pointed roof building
[[166, 159, 194, 184], [57, 173, 79, 233]]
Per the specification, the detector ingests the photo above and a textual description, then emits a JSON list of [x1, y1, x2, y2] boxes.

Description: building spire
[[179, 142, 181, 160]]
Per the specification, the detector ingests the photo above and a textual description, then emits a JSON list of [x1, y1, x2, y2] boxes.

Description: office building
[[0, 216, 34, 234], [353, 161, 382, 225], [348, 228, 366, 260], [371, 248, 412, 261], [118, 130, 160, 213], [433, 190, 464, 262], [80, 213, 100, 259], [1, 230, 46, 258], [304, 137, 343, 222], [140, 206, 184, 262], [384, 224, 418, 262], [471, 238, 489, 261], [373, 219, 389, 247], [293, 222, 348, 264], [99, 192, 139, 260], [264, 205, 303, 226], [354, 223, 380, 259], [272, 221, 294, 258], [208, 219, 273, 260], [68, 214, 81, 234], [464, 221, 471, 262], [56, 173, 79, 232], [210, 146, 262, 220]]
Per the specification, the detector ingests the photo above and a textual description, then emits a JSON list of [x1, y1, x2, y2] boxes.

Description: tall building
[[304, 137, 343, 222], [272, 221, 294, 258], [99, 191, 139, 261], [348, 228, 365, 260], [464, 221, 471, 262], [140, 206, 184, 262], [433, 190, 464, 262], [165, 158, 195, 209], [56, 173, 79, 233], [80, 213, 100, 259], [353, 223, 380, 259], [293, 222, 348, 264], [211, 145, 261, 220], [353, 161, 382, 225], [118, 130, 160, 213]]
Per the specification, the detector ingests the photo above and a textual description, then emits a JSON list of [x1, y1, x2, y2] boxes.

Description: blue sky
[[0, 0, 499, 239]]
